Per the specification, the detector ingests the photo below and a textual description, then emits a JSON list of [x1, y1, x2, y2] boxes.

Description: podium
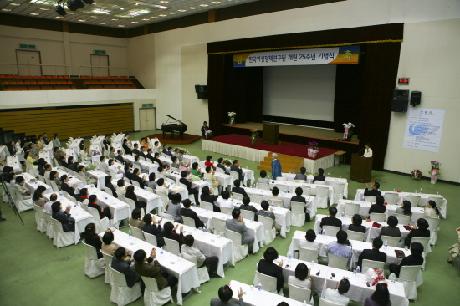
[[350, 153, 372, 183], [263, 123, 279, 145]]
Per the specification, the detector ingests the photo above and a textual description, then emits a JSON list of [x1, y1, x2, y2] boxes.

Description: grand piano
[[161, 115, 187, 137]]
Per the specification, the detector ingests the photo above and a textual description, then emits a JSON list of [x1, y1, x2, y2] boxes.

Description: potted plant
[[429, 161, 440, 184], [410, 169, 422, 180], [307, 140, 319, 158], [227, 112, 236, 125]]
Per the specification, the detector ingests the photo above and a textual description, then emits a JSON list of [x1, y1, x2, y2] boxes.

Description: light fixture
[[30, 12, 39, 15]]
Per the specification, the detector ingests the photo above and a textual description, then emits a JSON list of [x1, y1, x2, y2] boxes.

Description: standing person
[[271, 154, 282, 180], [201, 121, 212, 139]]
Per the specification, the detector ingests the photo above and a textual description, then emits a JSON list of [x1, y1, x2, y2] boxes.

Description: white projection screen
[[263, 64, 336, 122]]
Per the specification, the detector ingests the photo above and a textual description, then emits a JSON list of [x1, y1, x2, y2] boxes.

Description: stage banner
[[403, 108, 445, 152], [233, 45, 360, 67]]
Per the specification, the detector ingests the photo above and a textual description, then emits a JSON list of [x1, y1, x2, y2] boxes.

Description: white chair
[[182, 216, 196, 227], [33, 204, 46, 233], [159, 212, 174, 221], [220, 206, 233, 215], [426, 216, 441, 245], [143, 231, 157, 246], [288, 283, 311, 303], [402, 194, 421, 207], [181, 252, 210, 284], [256, 182, 270, 190], [319, 297, 344, 306], [110, 267, 142, 305], [397, 265, 422, 300], [211, 218, 227, 236], [82, 241, 105, 278], [50, 181, 60, 192], [322, 225, 340, 237], [51, 218, 75, 247], [240, 209, 255, 221], [370, 212, 386, 222], [232, 192, 244, 201], [299, 247, 319, 263], [314, 185, 329, 208], [141, 276, 172, 306], [327, 253, 348, 270], [381, 235, 401, 247], [384, 192, 400, 205], [130, 225, 145, 241], [124, 197, 136, 211], [253, 271, 277, 293], [229, 171, 239, 181], [259, 215, 276, 244], [87, 207, 110, 233], [201, 201, 214, 211], [10, 186, 33, 212], [364, 195, 376, 203], [330, 181, 346, 204], [361, 259, 385, 272], [225, 229, 248, 262], [412, 236, 432, 253], [301, 186, 311, 196], [427, 195, 445, 213], [344, 202, 360, 217], [269, 198, 284, 208], [131, 180, 141, 188], [44, 213, 55, 239], [163, 237, 180, 255], [290, 201, 305, 227], [102, 251, 113, 284], [346, 230, 365, 242], [393, 213, 411, 225]]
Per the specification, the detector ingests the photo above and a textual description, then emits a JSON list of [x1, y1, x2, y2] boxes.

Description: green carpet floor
[[1, 132, 459, 306]]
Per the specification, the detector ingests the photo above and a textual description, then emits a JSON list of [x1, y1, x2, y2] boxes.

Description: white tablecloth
[[133, 185, 163, 212], [191, 206, 265, 252], [22, 172, 53, 193], [202, 139, 269, 162], [86, 187, 130, 222], [87, 170, 107, 188], [107, 229, 200, 305], [354, 189, 447, 219], [278, 256, 409, 306], [270, 180, 335, 205], [281, 173, 349, 199], [7, 156, 21, 173]]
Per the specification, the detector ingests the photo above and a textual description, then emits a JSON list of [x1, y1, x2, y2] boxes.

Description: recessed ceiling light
[[119, 7, 125, 10], [55, 16, 63, 19], [211, 1, 221, 3], [134, 2, 140, 6], [131, 21, 138, 24], [78, 19, 85, 22], [159, 14, 167, 17], [118, 24, 125, 27], [10, 3, 21, 6], [199, 4, 209, 7], [178, 9, 186, 12], [92, 8, 110, 14], [100, 22, 106, 25], [190, 7, 196, 10], [39, 7, 49, 10], [2, 8, 11, 12], [153, 4, 167, 9], [30, 12, 39, 15], [160, 1, 169, 3], [90, 16, 97, 19], [111, 18, 118, 21]]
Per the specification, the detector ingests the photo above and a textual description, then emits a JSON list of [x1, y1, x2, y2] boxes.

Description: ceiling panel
[[0, 0, 260, 28]]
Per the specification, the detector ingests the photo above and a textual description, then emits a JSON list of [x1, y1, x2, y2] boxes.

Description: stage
[[202, 134, 337, 173]]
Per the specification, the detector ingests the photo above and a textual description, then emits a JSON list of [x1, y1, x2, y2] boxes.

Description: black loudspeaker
[[195, 85, 208, 99], [410, 91, 422, 106], [391, 89, 409, 112]]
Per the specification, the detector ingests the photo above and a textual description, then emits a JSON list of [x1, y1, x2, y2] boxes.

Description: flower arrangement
[[410, 169, 423, 180], [307, 140, 319, 158], [365, 268, 386, 286], [429, 161, 440, 184], [227, 112, 236, 125]]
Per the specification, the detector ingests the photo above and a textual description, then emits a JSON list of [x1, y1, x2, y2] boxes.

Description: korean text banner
[[233, 46, 360, 67]]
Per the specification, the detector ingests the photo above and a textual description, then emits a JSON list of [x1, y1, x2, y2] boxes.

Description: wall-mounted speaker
[[195, 85, 208, 99], [391, 89, 409, 112], [410, 91, 422, 106]]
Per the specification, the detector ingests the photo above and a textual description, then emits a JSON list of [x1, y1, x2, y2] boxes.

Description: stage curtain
[[208, 54, 263, 135], [334, 64, 362, 133]]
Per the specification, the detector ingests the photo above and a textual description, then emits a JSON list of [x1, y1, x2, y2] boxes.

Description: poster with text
[[403, 108, 445, 152]]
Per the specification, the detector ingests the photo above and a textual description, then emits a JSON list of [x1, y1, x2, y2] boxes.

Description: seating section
[[0, 74, 142, 91]]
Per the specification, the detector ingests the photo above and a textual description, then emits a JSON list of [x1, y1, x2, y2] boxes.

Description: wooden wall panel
[[0, 103, 134, 138]]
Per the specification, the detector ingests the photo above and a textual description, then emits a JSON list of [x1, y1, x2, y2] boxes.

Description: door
[[139, 108, 156, 131], [90, 54, 110, 76], [16, 50, 42, 76]]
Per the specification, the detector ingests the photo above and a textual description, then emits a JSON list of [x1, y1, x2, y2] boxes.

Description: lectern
[[350, 153, 373, 183], [263, 123, 279, 145]]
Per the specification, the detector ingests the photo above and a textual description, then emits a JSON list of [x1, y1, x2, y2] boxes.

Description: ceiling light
[[142, 18, 149, 21], [131, 21, 138, 24], [55, 16, 63, 18], [10, 3, 21, 6], [159, 1, 169, 3], [178, 9, 186, 12], [190, 7, 196, 10], [92, 8, 110, 14], [100, 22, 106, 24], [78, 19, 85, 22], [2, 8, 12, 12], [159, 14, 166, 17], [118, 24, 125, 27], [119, 7, 124, 10], [211, 1, 221, 3], [152, 4, 167, 9], [30, 12, 39, 15], [111, 18, 118, 21], [39, 7, 50, 10], [199, 4, 209, 7], [127, 9, 150, 17]]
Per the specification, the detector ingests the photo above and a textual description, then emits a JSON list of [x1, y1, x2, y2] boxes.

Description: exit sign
[[398, 77, 410, 85], [93, 49, 106, 55], [19, 43, 36, 49]]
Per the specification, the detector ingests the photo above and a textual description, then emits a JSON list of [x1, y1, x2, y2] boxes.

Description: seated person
[[49, 171, 61, 187], [369, 195, 386, 214], [152, 152, 162, 166], [163, 146, 172, 157], [15, 176, 31, 197], [43, 163, 52, 181], [288, 263, 311, 289], [326, 230, 352, 260], [364, 181, 381, 197], [166, 192, 182, 222], [179, 171, 200, 205], [125, 185, 147, 210], [170, 155, 180, 169], [389, 242, 424, 277], [142, 214, 165, 247], [226, 208, 255, 252], [51, 201, 75, 232], [111, 247, 141, 288], [216, 157, 230, 175], [101, 230, 119, 256], [364, 283, 391, 306], [77, 187, 89, 203], [96, 156, 110, 173], [290, 187, 306, 203], [162, 221, 184, 245], [257, 247, 284, 293], [201, 186, 220, 212], [204, 155, 214, 168], [217, 191, 233, 209], [320, 207, 342, 229], [146, 172, 157, 190], [131, 168, 147, 189], [115, 150, 125, 164], [203, 166, 219, 194], [191, 162, 203, 179], [182, 235, 219, 277], [232, 179, 248, 197], [239, 196, 258, 221], [201, 121, 212, 139], [256, 200, 275, 222], [155, 178, 169, 195], [348, 214, 366, 233], [404, 218, 431, 247], [357, 237, 386, 269], [88, 194, 112, 219], [132, 143, 141, 156], [60, 175, 75, 197], [313, 168, 325, 182], [104, 175, 118, 198], [380, 215, 401, 237], [115, 179, 126, 198], [44, 193, 58, 215], [134, 249, 178, 291], [230, 160, 244, 182], [210, 285, 245, 306], [122, 139, 132, 155], [257, 170, 270, 185], [396, 200, 412, 217], [129, 208, 145, 228], [298, 229, 319, 250], [323, 278, 351, 305], [82, 223, 103, 258], [33, 186, 47, 207], [294, 167, 307, 181], [76, 165, 88, 183], [180, 199, 205, 228], [425, 200, 442, 219]]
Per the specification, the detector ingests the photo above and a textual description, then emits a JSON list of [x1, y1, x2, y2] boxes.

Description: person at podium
[[271, 154, 282, 180], [363, 144, 373, 157]]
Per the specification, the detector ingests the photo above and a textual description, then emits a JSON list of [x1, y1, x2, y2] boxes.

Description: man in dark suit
[[111, 247, 141, 288], [115, 150, 125, 164], [230, 160, 244, 182], [239, 196, 258, 221], [364, 181, 381, 197], [294, 167, 307, 181], [131, 168, 147, 189], [389, 242, 424, 277], [319, 207, 342, 229], [216, 157, 230, 175], [380, 216, 402, 237], [232, 179, 248, 197], [313, 168, 326, 182], [357, 237, 387, 269], [210, 285, 247, 306], [290, 187, 306, 203], [179, 171, 200, 205], [146, 149, 155, 163], [122, 139, 132, 155], [153, 152, 162, 166], [180, 199, 204, 228], [132, 143, 141, 156], [369, 195, 387, 214], [257, 247, 284, 292], [133, 249, 177, 290]]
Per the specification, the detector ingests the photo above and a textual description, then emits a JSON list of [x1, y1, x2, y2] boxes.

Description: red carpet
[[211, 134, 336, 160], [147, 133, 201, 145]]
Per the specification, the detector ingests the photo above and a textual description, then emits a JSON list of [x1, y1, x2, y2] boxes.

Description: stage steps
[[258, 152, 304, 174]]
